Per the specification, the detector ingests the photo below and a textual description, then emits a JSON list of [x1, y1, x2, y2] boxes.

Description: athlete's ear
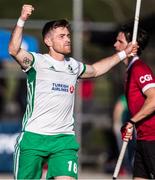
[[44, 36, 53, 47]]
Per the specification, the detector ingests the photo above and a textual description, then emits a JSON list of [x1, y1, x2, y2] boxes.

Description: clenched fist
[[20, 4, 34, 21]]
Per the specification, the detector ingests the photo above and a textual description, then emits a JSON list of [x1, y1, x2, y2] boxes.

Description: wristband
[[17, 18, 25, 27], [128, 119, 136, 125], [117, 50, 127, 61]]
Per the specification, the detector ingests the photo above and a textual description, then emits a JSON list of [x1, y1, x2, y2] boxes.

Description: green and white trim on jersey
[[22, 67, 36, 131], [21, 52, 86, 135], [14, 132, 24, 179]]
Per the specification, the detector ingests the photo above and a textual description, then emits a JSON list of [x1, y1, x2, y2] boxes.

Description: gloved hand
[[121, 122, 133, 141], [121, 123, 127, 140]]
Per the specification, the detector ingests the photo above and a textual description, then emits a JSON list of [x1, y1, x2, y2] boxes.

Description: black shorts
[[133, 140, 155, 179]]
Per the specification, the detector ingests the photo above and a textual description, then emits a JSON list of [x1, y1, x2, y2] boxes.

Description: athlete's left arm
[[80, 54, 121, 78], [80, 43, 137, 78], [131, 87, 155, 123], [122, 87, 155, 142]]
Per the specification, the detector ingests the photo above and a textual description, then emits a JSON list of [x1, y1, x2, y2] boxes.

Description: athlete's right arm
[[8, 4, 34, 70]]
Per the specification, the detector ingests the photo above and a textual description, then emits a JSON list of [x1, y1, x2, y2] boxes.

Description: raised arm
[[80, 43, 137, 78], [8, 4, 34, 70]]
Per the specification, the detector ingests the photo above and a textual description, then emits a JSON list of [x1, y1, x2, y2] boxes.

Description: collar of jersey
[[127, 55, 139, 72], [44, 54, 66, 64], [44, 54, 77, 74]]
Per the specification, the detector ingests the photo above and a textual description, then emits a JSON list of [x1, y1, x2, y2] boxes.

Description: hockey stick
[[132, 0, 142, 44], [113, 140, 128, 179], [113, 128, 134, 179]]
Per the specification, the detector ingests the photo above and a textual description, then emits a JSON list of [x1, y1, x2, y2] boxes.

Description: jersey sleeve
[[78, 62, 86, 77], [133, 62, 155, 93], [70, 57, 86, 77], [23, 52, 40, 72]]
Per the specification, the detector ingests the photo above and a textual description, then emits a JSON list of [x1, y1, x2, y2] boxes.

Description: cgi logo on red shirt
[[139, 74, 153, 84]]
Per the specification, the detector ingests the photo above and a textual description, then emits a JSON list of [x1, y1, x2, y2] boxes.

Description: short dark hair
[[119, 22, 149, 55], [42, 19, 71, 39]]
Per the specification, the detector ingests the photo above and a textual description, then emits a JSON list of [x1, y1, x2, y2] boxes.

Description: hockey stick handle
[[113, 141, 128, 179], [132, 0, 142, 44]]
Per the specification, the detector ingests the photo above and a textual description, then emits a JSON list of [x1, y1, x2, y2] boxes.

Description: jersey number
[[68, 161, 77, 174]]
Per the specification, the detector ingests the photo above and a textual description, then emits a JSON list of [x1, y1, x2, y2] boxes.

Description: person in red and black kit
[[114, 22, 155, 179]]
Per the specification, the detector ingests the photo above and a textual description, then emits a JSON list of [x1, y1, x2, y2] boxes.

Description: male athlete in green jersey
[[9, 4, 137, 180]]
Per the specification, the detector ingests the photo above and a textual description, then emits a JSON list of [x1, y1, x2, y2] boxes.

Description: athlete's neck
[[48, 51, 65, 61]]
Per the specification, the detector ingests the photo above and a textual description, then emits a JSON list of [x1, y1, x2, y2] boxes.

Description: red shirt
[[125, 56, 155, 140]]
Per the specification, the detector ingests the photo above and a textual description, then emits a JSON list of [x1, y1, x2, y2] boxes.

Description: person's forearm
[[130, 97, 155, 123], [81, 51, 127, 78], [9, 4, 34, 57], [92, 53, 123, 77], [92, 42, 137, 77], [9, 23, 24, 57]]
